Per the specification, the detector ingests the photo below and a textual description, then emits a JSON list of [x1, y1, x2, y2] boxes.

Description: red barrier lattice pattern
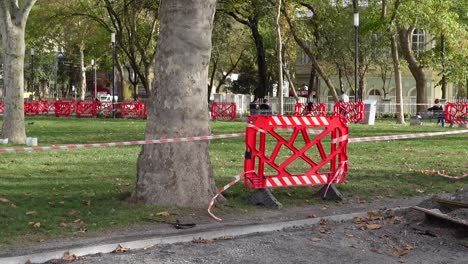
[[244, 115, 348, 189], [76, 101, 97, 117], [121, 102, 145, 118], [54, 101, 74, 117], [211, 102, 237, 121], [293, 103, 326, 116], [333, 102, 364, 123], [24, 101, 41, 116], [445, 102, 467, 124], [0, 102, 3, 115]]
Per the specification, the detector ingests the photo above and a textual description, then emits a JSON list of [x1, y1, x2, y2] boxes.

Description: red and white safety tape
[[348, 129, 468, 143], [207, 172, 254, 222], [0, 133, 246, 153]]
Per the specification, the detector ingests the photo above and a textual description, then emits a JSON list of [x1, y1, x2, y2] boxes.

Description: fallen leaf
[[33, 222, 41, 228], [310, 237, 322, 241], [72, 219, 83, 224], [319, 219, 328, 225], [321, 206, 328, 210], [10, 203, 17, 208], [81, 200, 91, 206], [62, 251, 77, 261], [192, 238, 214, 244], [395, 244, 413, 256], [113, 244, 129, 253], [25, 211, 37, 216], [28, 221, 35, 225], [366, 224, 382, 230], [367, 212, 382, 221], [0, 197, 10, 203], [308, 214, 317, 218], [415, 189, 425, 193], [319, 229, 332, 234], [78, 226, 87, 232], [155, 211, 171, 217], [222, 236, 233, 240], [353, 217, 368, 224], [59, 223, 68, 228], [68, 210, 79, 216], [345, 233, 355, 238]]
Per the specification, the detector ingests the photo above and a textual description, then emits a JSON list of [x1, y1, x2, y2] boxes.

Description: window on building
[[412, 29, 426, 57], [369, 89, 381, 96]]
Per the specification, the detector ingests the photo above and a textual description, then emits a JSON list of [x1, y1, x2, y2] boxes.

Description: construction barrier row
[[0, 100, 147, 119]]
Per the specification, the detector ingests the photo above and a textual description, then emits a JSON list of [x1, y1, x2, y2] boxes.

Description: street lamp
[[30, 48, 35, 96], [91, 59, 97, 100], [353, 1, 359, 102], [111, 32, 116, 118]]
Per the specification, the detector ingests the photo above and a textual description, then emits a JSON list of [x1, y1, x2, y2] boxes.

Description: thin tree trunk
[[251, 21, 268, 98], [391, 34, 405, 124], [79, 44, 87, 100], [275, 0, 284, 114], [133, 0, 218, 207], [398, 27, 428, 113]]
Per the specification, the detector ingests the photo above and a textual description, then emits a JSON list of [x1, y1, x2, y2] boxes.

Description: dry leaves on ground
[[319, 218, 328, 225], [192, 238, 215, 244], [25, 211, 37, 216], [113, 244, 130, 253], [310, 237, 322, 241], [62, 251, 79, 261], [0, 197, 10, 203]]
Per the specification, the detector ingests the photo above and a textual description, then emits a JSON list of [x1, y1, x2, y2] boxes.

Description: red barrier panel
[[211, 102, 237, 121], [0, 102, 3, 115], [293, 103, 326, 116], [121, 101, 145, 118], [98, 102, 116, 117], [445, 102, 467, 124], [76, 101, 98, 117], [54, 101, 74, 117], [24, 101, 41, 116], [333, 102, 364, 123], [244, 115, 348, 189]]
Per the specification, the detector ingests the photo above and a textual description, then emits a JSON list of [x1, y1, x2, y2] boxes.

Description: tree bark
[[391, 34, 405, 124], [79, 43, 87, 100], [275, 0, 284, 114], [0, 0, 37, 144], [132, 0, 218, 208], [398, 27, 428, 113]]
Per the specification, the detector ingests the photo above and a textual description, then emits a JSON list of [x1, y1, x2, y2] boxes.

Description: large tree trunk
[[0, 0, 36, 143], [391, 34, 405, 124], [398, 27, 428, 113], [132, 0, 217, 208]]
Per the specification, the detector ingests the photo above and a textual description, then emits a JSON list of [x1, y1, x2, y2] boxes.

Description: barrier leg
[[245, 189, 283, 209], [316, 185, 343, 201]]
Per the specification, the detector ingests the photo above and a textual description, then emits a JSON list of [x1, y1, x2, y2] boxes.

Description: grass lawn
[[0, 116, 466, 246]]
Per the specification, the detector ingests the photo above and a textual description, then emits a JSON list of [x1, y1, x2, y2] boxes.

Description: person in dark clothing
[[259, 99, 272, 115], [249, 97, 260, 115], [428, 98, 445, 127]]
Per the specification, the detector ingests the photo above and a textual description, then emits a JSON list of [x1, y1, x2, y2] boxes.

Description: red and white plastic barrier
[[244, 115, 349, 189], [333, 102, 364, 123], [211, 102, 237, 121], [445, 102, 467, 124], [293, 103, 326, 116]]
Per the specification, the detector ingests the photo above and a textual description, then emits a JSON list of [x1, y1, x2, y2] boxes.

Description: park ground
[[0, 117, 466, 262]]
